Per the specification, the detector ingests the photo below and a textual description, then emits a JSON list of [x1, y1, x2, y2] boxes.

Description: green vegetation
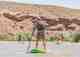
[[0, 32, 80, 43], [16, 32, 32, 41], [47, 36, 56, 42], [0, 32, 32, 41], [72, 33, 80, 42], [0, 34, 15, 41]]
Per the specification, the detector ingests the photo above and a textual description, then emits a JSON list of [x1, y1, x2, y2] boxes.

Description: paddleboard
[[31, 48, 46, 53]]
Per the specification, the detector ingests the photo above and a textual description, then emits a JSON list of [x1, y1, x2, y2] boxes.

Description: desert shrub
[[0, 34, 8, 40], [72, 33, 80, 42], [58, 32, 75, 42], [48, 36, 56, 42], [0, 34, 15, 41], [24, 32, 32, 41], [16, 32, 32, 41], [63, 34, 73, 42]]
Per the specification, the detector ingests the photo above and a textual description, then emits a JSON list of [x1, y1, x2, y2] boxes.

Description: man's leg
[[60, 37, 64, 43], [56, 36, 61, 44], [35, 39, 39, 48], [42, 37, 46, 50]]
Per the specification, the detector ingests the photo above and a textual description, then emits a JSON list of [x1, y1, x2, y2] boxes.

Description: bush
[[0, 34, 15, 41], [63, 34, 73, 42], [48, 36, 56, 42], [72, 33, 80, 42], [16, 32, 32, 41], [24, 32, 32, 41]]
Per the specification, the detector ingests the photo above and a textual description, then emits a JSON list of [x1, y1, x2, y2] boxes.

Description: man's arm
[[32, 24, 36, 36]]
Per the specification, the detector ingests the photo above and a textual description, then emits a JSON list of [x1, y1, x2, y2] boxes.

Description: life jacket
[[36, 22, 45, 30]]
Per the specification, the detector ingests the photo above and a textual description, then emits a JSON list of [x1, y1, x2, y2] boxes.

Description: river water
[[0, 41, 80, 57]]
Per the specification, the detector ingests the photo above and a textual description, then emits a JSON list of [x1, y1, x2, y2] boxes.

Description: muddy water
[[0, 41, 80, 57]]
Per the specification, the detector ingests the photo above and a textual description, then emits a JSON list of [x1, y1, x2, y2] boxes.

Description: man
[[55, 32, 64, 44], [32, 16, 47, 50]]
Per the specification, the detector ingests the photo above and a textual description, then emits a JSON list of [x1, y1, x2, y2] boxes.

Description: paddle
[[26, 32, 33, 53]]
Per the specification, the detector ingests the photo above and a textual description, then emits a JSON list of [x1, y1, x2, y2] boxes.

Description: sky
[[0, 0, 15, 1], [15, 0, 80, 9], [0, 0, 80, 9]]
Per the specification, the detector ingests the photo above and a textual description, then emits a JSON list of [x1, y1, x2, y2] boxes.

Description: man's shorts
[[36, 30, 45, 40]]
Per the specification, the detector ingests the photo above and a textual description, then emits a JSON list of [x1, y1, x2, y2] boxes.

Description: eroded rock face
[[1, 12, 80, 35], [0, 12, 33, 34], [0, 1, 80, 36]]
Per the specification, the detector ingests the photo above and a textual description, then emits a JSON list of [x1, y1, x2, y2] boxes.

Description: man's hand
[[32, 32, 34, 36]]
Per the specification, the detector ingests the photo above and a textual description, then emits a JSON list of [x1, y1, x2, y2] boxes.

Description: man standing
[[32, 16, 47, 50]]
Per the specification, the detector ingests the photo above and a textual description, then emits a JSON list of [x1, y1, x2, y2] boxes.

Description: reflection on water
[[29, 52, 54, 57], [33, 53, 45, 57]]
